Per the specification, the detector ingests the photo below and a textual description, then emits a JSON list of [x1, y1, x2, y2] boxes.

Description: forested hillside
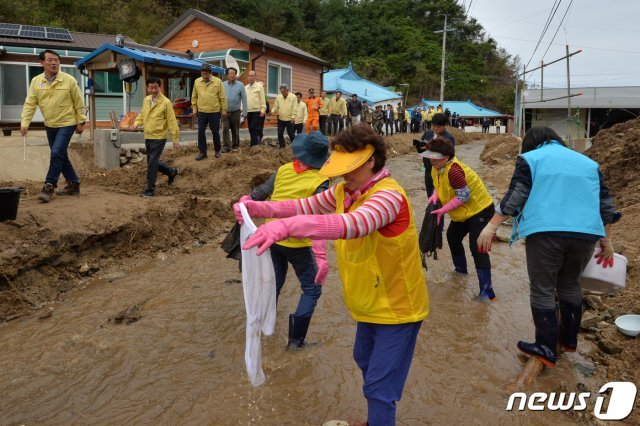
[[1, 0, 519, 112]]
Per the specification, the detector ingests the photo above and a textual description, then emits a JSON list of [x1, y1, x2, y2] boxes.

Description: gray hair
[[279, 84, 289, 90]]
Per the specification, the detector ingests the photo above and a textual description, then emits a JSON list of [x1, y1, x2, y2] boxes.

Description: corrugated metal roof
[[75, 43, 226, 73], [524, 87, 640, 109], [323, 66, 401, 105], [408, 100, 503, 117], [0, 30, 134, 51], [152, 9, 330, 67]]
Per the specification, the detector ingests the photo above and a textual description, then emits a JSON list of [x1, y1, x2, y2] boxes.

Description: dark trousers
[[427, 120, 432, 130], [270, 243, 322, 318], [45, 125, 79, 186], [354, 321, 422, 426], [247, 111, 264, 146], [197, 112, 221, 154], [525, 233, 596, 309], [329, 114, 344, 135], [423, 159, 434, 197], [277, 119, 295, 148], [222, 110, 241, 149], [447, 204, 495, 271], [385, 119, 394, 135], [294, 123, 304, 135], [145, 139, 175, 192], [319, 115, 328, 135]]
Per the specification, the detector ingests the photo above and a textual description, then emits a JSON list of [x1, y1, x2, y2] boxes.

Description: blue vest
[[513, 141, 605, 241]]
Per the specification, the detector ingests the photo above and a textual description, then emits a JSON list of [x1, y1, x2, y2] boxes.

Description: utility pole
[[434, 15, 450, 108]]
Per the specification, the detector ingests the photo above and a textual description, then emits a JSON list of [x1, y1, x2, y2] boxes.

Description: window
[[267, 62, 292, 96], [1, 64, 27, 105], [93, 71, 123, 95]]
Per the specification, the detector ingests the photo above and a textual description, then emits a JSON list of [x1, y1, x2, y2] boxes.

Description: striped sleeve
[[341, 190, 403, 239], [296, 186, 338, 215]]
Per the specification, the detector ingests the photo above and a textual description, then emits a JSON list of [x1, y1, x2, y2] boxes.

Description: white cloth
[[239, 203, 277, 386]]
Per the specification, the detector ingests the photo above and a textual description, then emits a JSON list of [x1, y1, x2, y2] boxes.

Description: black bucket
[[2, 128, 12, 136], [0, 188, 22, 222]]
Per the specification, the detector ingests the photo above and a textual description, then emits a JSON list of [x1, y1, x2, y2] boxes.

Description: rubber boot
[[452, 255, 468, 274], [475, 269, 496, 302], [517, 307, 558, 367], [287, 314, 311, 350], [558, 299, 583, 352]]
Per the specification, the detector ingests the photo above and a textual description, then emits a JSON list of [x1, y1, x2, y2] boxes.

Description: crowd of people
[[19, 49, 621, 426]]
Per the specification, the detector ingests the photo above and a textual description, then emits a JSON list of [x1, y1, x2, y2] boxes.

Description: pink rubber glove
[[243, 214, 345, 256], [233, 198, 297, 224], [312, 239, 329, 286], [427, 189, 439, 206], [431, 197, 463, 225], [595, 237, 615, 268]]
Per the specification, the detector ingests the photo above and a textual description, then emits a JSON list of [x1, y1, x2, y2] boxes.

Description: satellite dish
[[225, 54, 241, 76]]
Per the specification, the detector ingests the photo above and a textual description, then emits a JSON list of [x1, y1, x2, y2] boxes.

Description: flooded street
[[0, 141, 602, 425]]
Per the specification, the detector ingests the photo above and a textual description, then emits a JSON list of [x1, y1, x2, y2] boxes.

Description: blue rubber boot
[[475, 268, 496, 301], [452, 255, 468, 274], [558, 300, 583, 352], [517, 307, 558, 367]]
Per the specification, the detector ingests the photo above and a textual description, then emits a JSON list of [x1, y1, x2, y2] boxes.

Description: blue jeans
[[197, 112, 221, 153], [45, 125, 79, 186], [270, 243, 321, 318], [353, 321, 422, 426]]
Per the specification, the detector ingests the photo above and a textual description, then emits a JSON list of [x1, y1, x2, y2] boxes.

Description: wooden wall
[[160, 18, 324, 127]]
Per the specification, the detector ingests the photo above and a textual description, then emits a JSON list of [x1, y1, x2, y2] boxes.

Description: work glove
[[595, 237, 615, 268], [312, 240, 329, 286], [477, 222, 499, 253], [427, 189, 439, 206], [243, 214, 345, 256], [233, 198, 297, 224], [431, 197, 463, 225]]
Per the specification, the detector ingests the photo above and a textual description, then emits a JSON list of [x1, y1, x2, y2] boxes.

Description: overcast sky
[[463, 0, 640, 88]]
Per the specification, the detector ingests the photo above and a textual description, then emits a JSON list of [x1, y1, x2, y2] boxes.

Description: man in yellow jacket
[[328, 91, 347, 135], [270, 84, 297, 149], [191, 63, 227, 160], [245, 70, 266, 146], [131, 77, 180, 197], [21, 49, 86, 202]]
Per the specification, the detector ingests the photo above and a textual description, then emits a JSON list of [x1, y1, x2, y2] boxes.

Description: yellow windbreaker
[[21, 71, 85, 128], [191, 77, 227, 114], [245, 82, 266, 113], [334, 178, 429, 324], [134, 93, 179, 141]]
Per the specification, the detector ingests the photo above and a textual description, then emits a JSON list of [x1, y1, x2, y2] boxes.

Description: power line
[[539, 0, 574, 62], [524, 0, 562, 69]]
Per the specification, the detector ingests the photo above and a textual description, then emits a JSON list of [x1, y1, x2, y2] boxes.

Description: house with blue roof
[[407, 99, 508, 131], [323, 63, 402, 108]]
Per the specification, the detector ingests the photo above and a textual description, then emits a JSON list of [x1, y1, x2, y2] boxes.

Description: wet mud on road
[[0, 141, 612, 425]]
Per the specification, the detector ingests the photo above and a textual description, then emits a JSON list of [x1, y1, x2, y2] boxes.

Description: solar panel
[[0, 23, 73, 42], [0, 23, 20, 37]]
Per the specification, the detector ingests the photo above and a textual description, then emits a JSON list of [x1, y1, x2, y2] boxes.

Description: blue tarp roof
[[75, 43, 226, 74], [408, 100, 503, 117], [323, 65, 401, 105]]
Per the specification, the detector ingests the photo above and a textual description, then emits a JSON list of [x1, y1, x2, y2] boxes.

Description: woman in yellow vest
[[236, 132, 330, 350], [420, 136, 497, 301], [236, 124, 428, 425]]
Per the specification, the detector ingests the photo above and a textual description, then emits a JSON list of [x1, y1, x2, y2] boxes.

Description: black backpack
[[418, 201, 444, 269]]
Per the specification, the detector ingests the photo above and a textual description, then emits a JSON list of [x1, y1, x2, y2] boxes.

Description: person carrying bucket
[[235, 124, 428, 425], [477, 126, 621, 367], [420, 136, 497, 301]]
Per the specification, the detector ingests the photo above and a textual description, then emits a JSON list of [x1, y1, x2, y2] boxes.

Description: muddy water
[[0, 142, 601, 425]]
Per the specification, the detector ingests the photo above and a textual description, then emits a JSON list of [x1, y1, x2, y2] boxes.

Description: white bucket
[[580, 252, 627, 294]]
